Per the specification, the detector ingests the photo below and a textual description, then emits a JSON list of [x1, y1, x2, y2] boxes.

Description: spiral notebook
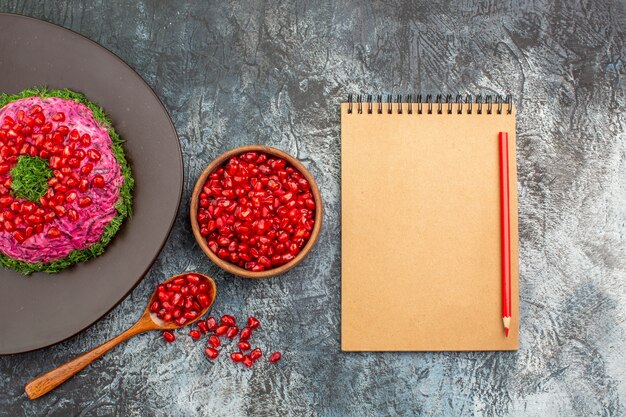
[[341, 95, 519, 351]]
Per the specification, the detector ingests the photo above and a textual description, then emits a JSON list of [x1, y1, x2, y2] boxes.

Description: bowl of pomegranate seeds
[[191, 145, 322, 278]]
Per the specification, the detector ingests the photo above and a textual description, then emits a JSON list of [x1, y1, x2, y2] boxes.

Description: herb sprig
[[10, 156, 54, 202]]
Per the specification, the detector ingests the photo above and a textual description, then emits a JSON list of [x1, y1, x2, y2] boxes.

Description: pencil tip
[[502, 317, 511, 337]]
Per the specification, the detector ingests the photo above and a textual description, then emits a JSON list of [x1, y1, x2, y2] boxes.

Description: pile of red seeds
[[162, 314, 282, 367], [196, 151, 316, 272], [150, 273, 214, 327], [0, 105, 106, 242]]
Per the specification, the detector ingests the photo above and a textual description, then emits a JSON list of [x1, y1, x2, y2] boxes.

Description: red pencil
[[498, 132, 511, 337]]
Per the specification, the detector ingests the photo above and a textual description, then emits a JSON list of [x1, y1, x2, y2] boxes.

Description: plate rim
[[0, 12, 184, 355]]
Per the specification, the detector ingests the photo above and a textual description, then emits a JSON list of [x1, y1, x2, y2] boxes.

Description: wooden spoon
[[24, 272, 217, 400]]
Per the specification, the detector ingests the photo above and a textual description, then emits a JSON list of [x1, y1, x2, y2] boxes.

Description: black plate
[[0, 14, 183, 354]]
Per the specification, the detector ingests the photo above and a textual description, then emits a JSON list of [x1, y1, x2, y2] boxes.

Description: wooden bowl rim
[[190, 145, 323, 279]]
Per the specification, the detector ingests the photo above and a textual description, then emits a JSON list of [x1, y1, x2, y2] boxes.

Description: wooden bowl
[[190, 145, 323, 278]]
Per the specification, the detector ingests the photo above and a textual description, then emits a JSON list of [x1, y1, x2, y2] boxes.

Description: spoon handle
[[24, 320, 151, 400]]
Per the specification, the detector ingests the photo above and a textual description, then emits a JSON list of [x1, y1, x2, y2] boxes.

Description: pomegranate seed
[[247, 316, 260, 329], [3, 221, 14, 232], [226, 326, 239, 339], [197, 293, 211, 307], [240, 327, 252, 341], [243, 356, 253, 367], [197, 321, 208, 333], [69, 129, 80, 141], [51, 112, 65, 122], [269, 352, 282, 363], [189, 329, 201, 340], [250, 348, 262, 361], [56, 125, 69, 136], [78, 179, 89, 192], [237, 341, 251, 351], [67, 209, 79, 221], [221, 314, 236, 326], [92, 175, 105, 188], [0, 196, 12, 206], [150, 301, 160, 312], [183, 310, 198, 320], [13, 230, 26, 243], [205, 317, 217, 331], [87, 149, 101, 161], [47, 227, 61, 238], [186, 274, 201, 284], [208, 335, 221, 347], [163, 331, 176, 343], [231, 352, 244, 362], [78, 197, 92, 207], [204, 347, 219, 360], [214, 325, 229, 336], [80, 163, 93, 176]]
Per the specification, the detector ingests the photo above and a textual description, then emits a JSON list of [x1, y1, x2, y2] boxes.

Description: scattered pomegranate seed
[[221, 314, 236, 326], [205, 317, 217, 331], [214, 324, 229, 336], [208, 335, 221, 348], [197, 321, 208, 333], [159, 311, 282, 370], [240, 327, 252, 341], [226, 326, 239, 339], [247, 316, 260, 329], [250, 348, 263, 361], [204, 347, 219, 360]]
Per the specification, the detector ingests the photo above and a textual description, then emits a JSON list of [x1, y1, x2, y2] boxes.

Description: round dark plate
[[0, 14, 183, 354]]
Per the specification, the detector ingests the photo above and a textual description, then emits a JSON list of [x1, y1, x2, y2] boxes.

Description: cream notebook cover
[[341, 96, 519, 351]]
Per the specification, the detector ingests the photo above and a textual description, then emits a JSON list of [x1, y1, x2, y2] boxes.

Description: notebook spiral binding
[[346, 94, 513, 115]]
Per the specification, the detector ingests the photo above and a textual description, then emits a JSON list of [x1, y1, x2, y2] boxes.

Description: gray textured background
[[1, 1, 625, 416]]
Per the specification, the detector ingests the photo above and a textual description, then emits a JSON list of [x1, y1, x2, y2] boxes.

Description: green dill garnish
[[0, 87, 134, 275], [10, 156, 53, 202]]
